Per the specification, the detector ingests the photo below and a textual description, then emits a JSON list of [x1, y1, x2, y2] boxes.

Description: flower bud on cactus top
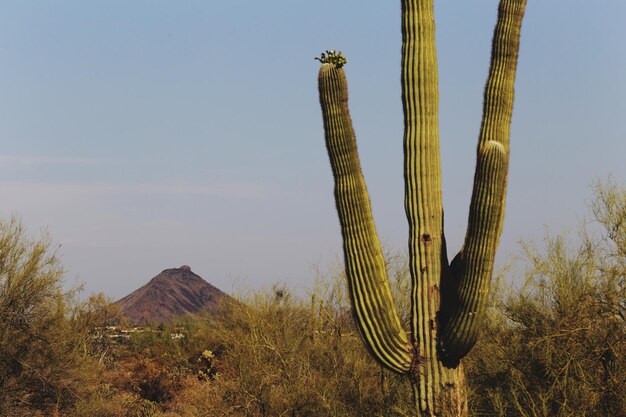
[[315, 50, 347, 69]]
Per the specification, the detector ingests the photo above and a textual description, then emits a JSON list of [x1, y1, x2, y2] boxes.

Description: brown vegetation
[[0, 181, 624, 416]]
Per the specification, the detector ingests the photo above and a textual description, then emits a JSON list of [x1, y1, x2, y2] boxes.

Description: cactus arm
[[318, 56, 412, 374], [439, 0, 527, 366]]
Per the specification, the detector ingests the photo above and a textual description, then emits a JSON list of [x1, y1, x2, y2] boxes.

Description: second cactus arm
[[438, 0, 527, 366]]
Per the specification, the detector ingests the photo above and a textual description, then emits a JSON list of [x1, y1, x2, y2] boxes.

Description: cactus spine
[[318, 1, 526, 415]]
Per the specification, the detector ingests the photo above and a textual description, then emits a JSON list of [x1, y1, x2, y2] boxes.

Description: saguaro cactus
[[318, 1, 526, 416]]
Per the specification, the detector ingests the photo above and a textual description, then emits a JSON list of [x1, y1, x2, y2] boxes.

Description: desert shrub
[[163, 275, 414, 417], [105, 353, 188, 406], [466, 181, 626, 417], [73, 392, 160, 417], [195, 349, 218, 381], [0, 218, 102, 416], [69, 385, 142, 417], [0, 217, 140, 416]]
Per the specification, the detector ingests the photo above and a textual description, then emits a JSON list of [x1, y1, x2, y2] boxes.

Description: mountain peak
[[115, 266, 231, 325], [159, 265, 192, 275]]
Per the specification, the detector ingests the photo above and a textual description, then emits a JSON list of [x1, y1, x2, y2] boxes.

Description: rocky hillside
[[115, 265, 232, 325]]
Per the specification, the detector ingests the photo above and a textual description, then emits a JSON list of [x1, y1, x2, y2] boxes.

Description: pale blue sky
[[1, 1, 624, 299]]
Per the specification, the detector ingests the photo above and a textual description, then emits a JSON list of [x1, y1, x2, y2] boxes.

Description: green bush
[[466, 181, 626, 417], [0, 218, 95, 415]]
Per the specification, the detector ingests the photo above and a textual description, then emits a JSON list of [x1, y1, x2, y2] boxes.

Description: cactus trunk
[[318, 0, 526, 415]]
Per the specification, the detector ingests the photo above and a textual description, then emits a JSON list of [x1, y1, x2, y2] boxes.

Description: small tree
[[0, 217, 97, 415]]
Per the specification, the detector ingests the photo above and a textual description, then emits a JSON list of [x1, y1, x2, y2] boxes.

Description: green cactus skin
[[438, 0, 527, 367], [318, 62, 412, 374], [318, 0, 526, 415], [400, 0, 465, 412]]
